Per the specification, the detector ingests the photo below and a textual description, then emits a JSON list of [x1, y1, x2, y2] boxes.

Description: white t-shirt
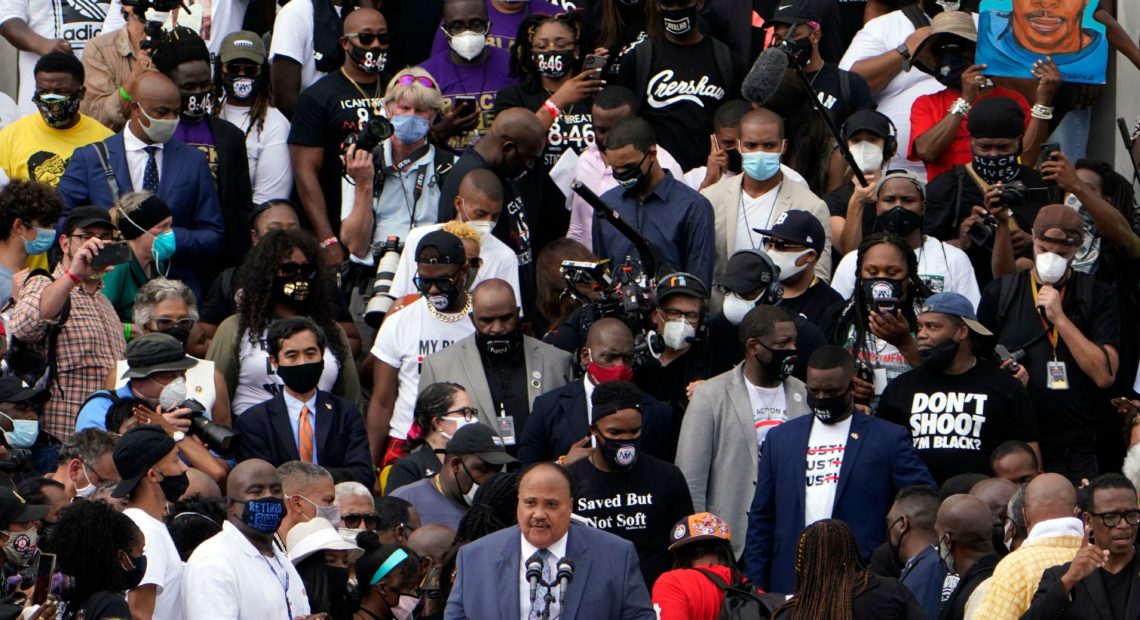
[[114, 357, 217, 413], [388, 223, 523, 309], [734, 183, 782, 252], [838, 11, 974, 181], [184, 521, 311, 620], [829, 235, 981, 308], [682, 165, 809, 192], [233, 328, 341, 416], [269, 0, 327, 91], [371, 297, 475, 439], [124, 507, 184, 620], [221, 103, 294, 204], [804, 415, 853, 526], [745, 378, 787, 452], [0, 0, 111, 115]]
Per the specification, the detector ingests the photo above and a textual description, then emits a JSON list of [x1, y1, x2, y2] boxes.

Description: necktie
[[298, 405, 314, 463], [530, 548, 552, 619], [143, 146, 160, 193]]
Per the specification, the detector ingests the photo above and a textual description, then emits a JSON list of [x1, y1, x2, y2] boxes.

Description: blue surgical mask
[[0, 413, 39, 449], [151, 230, 176, 263], [24, 228, 54, 256], [391, 114, 430, 143], [742, 151, 782, 182]]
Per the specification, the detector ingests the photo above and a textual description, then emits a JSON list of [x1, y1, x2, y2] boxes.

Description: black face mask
[[862, 277, 905, 314], [613, 153, 650, 194], [276, 360, 325, 393], [475, 329, 522, 358], [756, 343, 797, 381], [918, 338, 960, 373], [119, 553, 148, 591], [934, 51, 972, 88], [158, 471, 189, 503], [326, 565, 350, 608], [972, 152, 1021, 185], [659, 5, 697, 36], [274, 275, 316, 309], [159, 326, 190, 347], [887, 517, 908, 562], [222, 74, 259, 101], [726, 148, 742, 174], [782, 36, 813, 68], [349, 45, 388, 74], [596, 433, 641, 470], [807, 390, 852, 424], [33, 92, 81, 128], [878, 206, 924, 237], [180, 91, 212, 121], [501, 144, 531, 182], [534, 51, 575, 79]]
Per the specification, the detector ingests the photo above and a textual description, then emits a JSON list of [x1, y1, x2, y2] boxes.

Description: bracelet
[[542, 99, 561, 119], [62, 268, 82, 285], [118, 86, 132, 101], [319, 236, 339, 249], [124, 322, 132, 342], [948, 98, 971, 117], [1031, 104, 1054, 120]]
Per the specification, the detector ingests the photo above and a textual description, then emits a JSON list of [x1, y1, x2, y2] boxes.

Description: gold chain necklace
[[340, 68, 382, 115], [426, 293, 472, 323], [431, 474, 445, 495]]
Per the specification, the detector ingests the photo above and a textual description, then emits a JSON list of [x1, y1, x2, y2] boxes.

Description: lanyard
[[260, 553, 293, 619], [740, 182, 782, 248], [1029, 275, 1064, 356], [374, 144, 433, 226]]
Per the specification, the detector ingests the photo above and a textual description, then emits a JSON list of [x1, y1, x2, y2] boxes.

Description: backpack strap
[[79, 390, 122, 411], [634, 39, 654, 103], [711, 39, 734, 89], [901, 3, 930, 29], [838, 69, 851, 110], [91, 142, 120, 202], [694, 567, 730, 590], [995, 272, 1018, 330]]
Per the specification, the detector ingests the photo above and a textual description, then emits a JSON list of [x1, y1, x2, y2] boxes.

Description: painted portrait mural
[[977, 0, 1108, 84]]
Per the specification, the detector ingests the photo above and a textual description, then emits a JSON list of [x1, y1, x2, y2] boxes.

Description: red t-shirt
[[908, 87, 1030, 182], [651, 565, 765, 620]]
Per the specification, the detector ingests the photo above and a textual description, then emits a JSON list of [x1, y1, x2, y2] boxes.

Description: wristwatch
[[896, 43, 912, 65], [949, 98, 971, 117], [172, 431, 187, 443]]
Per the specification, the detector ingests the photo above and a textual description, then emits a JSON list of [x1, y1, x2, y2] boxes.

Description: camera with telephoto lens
[[561, 259, 658, 368], [363, 236, 405, 328], [342, 116, 394, 157], [178, 399, 241, 457]]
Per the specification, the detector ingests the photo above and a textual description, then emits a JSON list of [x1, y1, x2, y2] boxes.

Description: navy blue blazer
[[517, 380, 673, 465], [235, 390, 374, 488], [444, 523, 655, 620], [57, 133, 224, 295], [743, 413, 936, 593]]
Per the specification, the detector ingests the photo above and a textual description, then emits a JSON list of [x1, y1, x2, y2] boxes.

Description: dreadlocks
[[150, 26, 211, 77], [508, 12, 588, 82], [212, 55, 274, 138], [1075, 159, 1139, 228], [775, 519, 869, 620], [455, 472, 520, 544], [831, 232, 932, 364]]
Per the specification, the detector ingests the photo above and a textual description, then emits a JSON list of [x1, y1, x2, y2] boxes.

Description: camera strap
[[374, 143, 434, 223]]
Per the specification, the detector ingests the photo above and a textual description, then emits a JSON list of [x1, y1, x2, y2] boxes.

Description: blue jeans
[[1049, 107, 1091, 162]]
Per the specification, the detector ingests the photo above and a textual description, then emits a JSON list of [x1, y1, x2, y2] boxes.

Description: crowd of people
[[0, 0, 1137, 618]]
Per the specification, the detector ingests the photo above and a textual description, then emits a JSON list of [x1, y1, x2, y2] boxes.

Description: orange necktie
[[299, 405, 314, 463]]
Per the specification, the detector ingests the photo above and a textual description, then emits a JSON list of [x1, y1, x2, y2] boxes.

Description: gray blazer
[[675, 363, 809, 557], [419, 334, 574, 429], [701, 174, 833, 313]]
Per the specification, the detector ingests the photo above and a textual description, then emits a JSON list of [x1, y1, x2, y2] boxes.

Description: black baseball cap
[[842, 109, 893, 142], [111, 425, 176, 499], [767, 2, 817, 26], [63, 206, 113, 234], [655, 271, 709, 304], [752, 209, 825, 255], [121, 333, 197, 379], [436, 424, 518, 466], [415, 230, 466, 265], [0, 377, 49, 405], [0, 487, 47, 526], [716, 249, 779, 295]]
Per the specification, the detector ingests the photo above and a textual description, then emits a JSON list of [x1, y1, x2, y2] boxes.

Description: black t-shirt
[[287, 71, 387, 230], [779, 281, 845, 328], [876, 360, 1039, 484], [619, 37, 735, 171], [635, 340, 714, 460], [976, 271, 1120, 440], [481, 348, 531, 454], [1102, 554, 1135, 619], [924, 165, 1057, 289], [753, 0, 845, 63], [804, 64, 877, 127], [493, 81, 594, 169], [564, 454, 693, 587], [385, 446, 444, 495]]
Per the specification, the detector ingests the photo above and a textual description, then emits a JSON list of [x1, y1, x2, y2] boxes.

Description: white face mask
[[449, 31, 487, 61], [338, 527, 364, 544], [722, 292, 758, 326], [463, 481, 480, 506], [1034, 251, 1070, 285], [849, 141, 884, 173], [467, 220, 494, 239], [158, 376, 188, 410], [75, 463, 96, 498], [661, 318, 695, 351], [135, 103, 179, 143], [438, 415, 476, 441], [769, 249, 812, 282], [393, 594, 420, 620]]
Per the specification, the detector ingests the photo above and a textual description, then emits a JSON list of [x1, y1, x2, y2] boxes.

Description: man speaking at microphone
[[444, 462, 656, 619]]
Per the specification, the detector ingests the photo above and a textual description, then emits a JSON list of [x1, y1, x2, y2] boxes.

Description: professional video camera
[[178, 399, 241, 458], [122, 0, 188, 50], [559, 258, 660, 368]]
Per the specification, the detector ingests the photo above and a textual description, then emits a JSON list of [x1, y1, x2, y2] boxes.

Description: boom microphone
[[741, 47, 789, 107], [556, 558, 575, 605], [526, 552, 544, 603]]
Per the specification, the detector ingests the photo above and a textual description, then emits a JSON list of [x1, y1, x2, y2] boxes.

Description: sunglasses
[[345, 31, 391, 46], [762, 237, 808, 252], [396, 74, 438, 89], [413, 275, 458, 293], [277, 262, 317, 279], [342, 512, 379, 529], [443, 19, 490, 36], [151, 317, 196, 331]]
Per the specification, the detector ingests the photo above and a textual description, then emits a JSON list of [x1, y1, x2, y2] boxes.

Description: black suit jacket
[[1022, 560, 1140, 620], [236, 391, 374, 487], [203, 116, 254, 269], [517, 380, 672, 465]]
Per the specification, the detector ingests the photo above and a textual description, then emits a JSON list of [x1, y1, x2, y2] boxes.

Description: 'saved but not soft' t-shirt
[[804, 415, 852, 526], [876, 361, 1039, 485], [565, 453, 694, 587]]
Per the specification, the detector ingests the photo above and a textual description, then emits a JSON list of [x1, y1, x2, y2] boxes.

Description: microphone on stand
[[556, 558, 575, 605], [526, 551, 544, 603]]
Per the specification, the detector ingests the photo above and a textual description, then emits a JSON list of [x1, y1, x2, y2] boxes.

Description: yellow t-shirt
[[0, 112, 112, 186]]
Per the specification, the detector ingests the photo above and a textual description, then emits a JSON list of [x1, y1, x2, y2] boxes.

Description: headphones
[[841, 113, 899, 161], [729, 250, 784, 306]]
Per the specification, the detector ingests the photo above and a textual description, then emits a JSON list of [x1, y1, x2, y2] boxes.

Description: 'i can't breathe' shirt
[[804, 415, 852, 526]]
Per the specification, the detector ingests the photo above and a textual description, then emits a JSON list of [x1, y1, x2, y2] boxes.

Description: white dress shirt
[[519, 531, 570, 619], [122, 126, 164, 192]]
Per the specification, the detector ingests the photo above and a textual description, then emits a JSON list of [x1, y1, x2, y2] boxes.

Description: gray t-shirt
[[389, 478, 467, 529]]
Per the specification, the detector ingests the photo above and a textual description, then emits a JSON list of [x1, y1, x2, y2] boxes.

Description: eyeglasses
[[69, 232, 117, 242], [396, 74, 438, 89], [342, 512, 379, 529], [277, 262, 317, 279], [659, 307, 702, 323], [442, 19, 490, 36], [1089, 510, 1140, 527], [151, 317, 196, 331], [344, 31, 391, 46], [442, 406, 478, 421]]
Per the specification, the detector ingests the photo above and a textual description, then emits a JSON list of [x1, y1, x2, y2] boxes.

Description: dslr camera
[[342, 116, 394, 156], [122, 0, 186, 50], [178, 399, 241, 457], [967, 214, 1000, 249]]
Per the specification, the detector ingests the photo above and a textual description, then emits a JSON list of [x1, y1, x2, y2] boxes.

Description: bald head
[[227, 459, 279, 498], [740, 108, 784, 139], [459, 169, 504, 204], [970, 478, 1018, 522], [586, 317, 633, 349], [937, 495, 995, 553], [491, 108, 546, 150], [471, 278, 519, 339], [343, 8, 386, 34], [185, 468, 221, 499], [443, 0, 487, 23], [407, 524, 456, 565], [472, 279, 516, 310], [1024, 473, 1077, 529]]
